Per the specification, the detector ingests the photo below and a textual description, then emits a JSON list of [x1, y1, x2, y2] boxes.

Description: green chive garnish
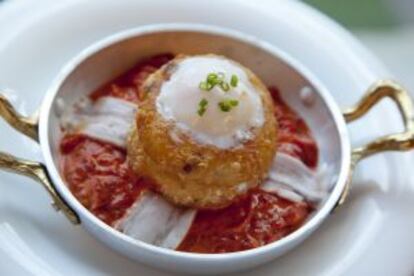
[[218, 101, 231, 112], [220, 82, 230, 92], [198, 98, 208, 116], [207, 73, 218, 83], [207, 82, 214, 91], [230, 75, 238, 87], [199, 72, 241, 113], [218, 99, 239, 112], [198, 109, 206, 116], [199, 98, 208, 107], [199, 81, 208, 91], [199, 72, 239, 92], [229, 99, 239, 106]]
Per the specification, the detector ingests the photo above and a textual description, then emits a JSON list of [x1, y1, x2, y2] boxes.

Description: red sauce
[[270, 87, 318, 168], [59, 54, 318, 253], [90, 53, 174, 102], [177, 190, 311, 253], [60, 135, 150, 225]]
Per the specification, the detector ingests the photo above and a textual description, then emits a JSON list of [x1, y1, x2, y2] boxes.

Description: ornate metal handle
[[0, 95, 39, 141], [0, 94, 80, 224], [337, 80, 414, 206]]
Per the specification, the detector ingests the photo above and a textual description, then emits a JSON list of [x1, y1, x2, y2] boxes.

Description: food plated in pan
[[0, 25, 413, 274], [58, 53, 325, 253]]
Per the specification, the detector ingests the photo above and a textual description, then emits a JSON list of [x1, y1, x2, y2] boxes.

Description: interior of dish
[[47, 30, 343, 254]]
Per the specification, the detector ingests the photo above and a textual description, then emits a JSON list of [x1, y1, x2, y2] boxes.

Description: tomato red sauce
[[90, 53, 174, 103], [59, 54, 318, 253], [270, 87, 318, 168], [178, 190, 311, 253], [60, 135, 151, 224]]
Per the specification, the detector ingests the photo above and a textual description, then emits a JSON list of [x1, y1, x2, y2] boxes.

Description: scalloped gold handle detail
[[0, 94, 80, 224], [337, 80, 414, 206]]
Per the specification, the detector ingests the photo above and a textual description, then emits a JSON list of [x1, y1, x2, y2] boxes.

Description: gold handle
[[0, 95, 39, 141], [337, 80, 414, 206], [344, 80, 414, 161], [0, 94, 80, 224]]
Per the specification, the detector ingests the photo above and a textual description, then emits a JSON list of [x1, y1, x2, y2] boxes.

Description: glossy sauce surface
[[60, 54, 317, 253]]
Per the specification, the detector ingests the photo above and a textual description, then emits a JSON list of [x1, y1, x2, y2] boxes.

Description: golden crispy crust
[[127, 55, 277, 209]]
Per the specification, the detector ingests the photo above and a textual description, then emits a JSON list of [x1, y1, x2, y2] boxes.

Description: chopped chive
[[229, 99, 239, 106], [220, 82, 230, 92], [198, 108, 206, 116], [230, 75, 238, 87], [218, 101, 231, 112], [207, 73, 218, 83], [197, 98, 208, 116], [199, 81, 208, 91], [218, 99, 239, 112], [206, 82, 214, 91], [199, 98, 208, 107], [200, 72, 238, 92]]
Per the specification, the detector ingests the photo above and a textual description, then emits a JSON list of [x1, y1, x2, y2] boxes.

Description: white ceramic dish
[[1, 23, 413, 274], [1, 1, 414, 275]]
